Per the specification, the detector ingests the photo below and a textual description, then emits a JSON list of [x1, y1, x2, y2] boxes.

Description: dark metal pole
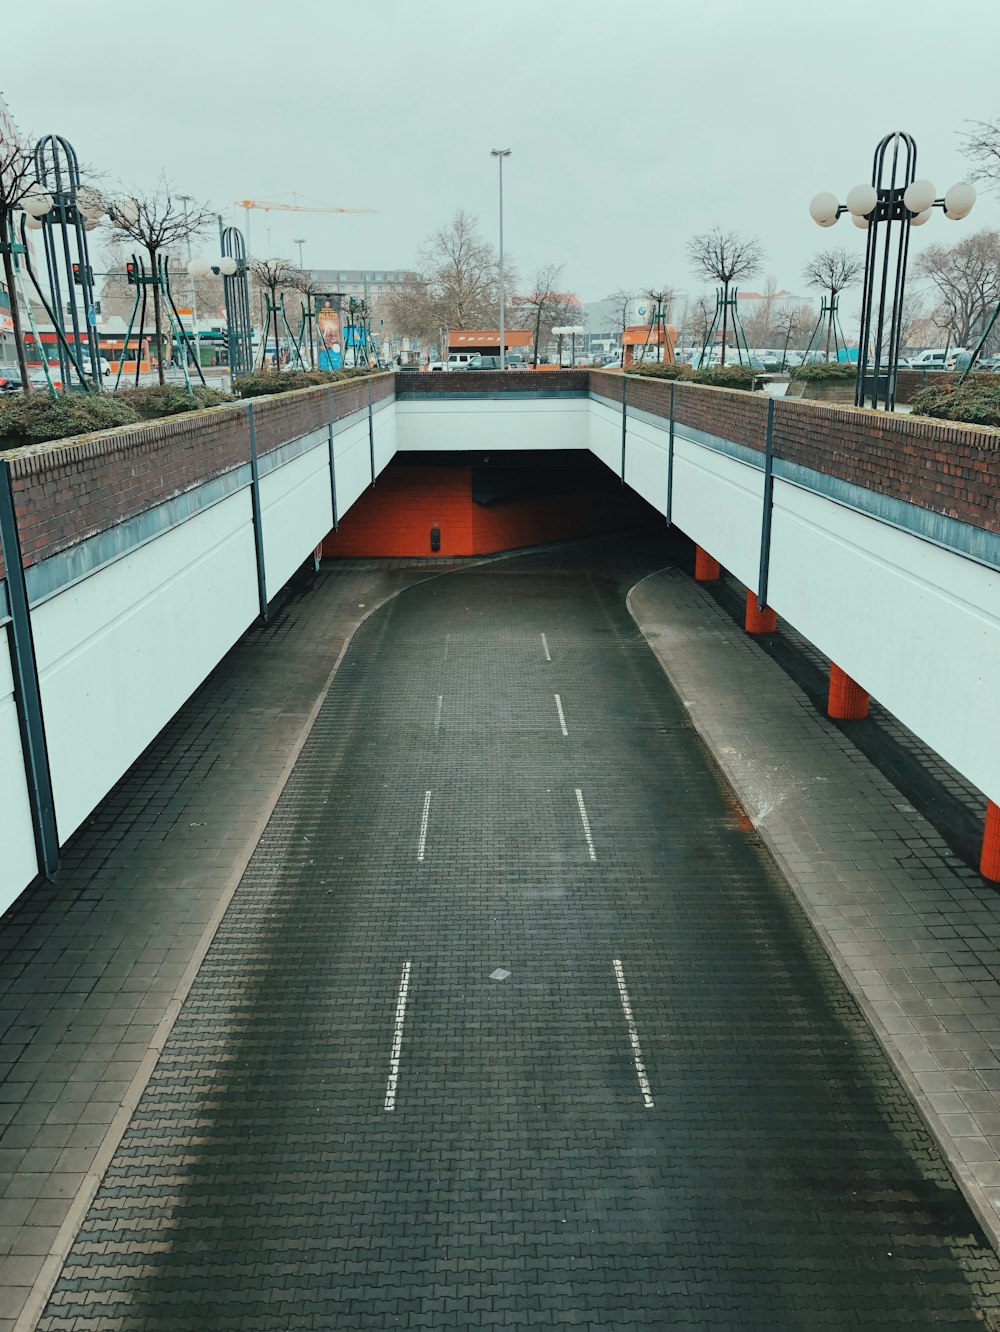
[[757, 398, 776, 612], [246, 404, 269, 622], [0, 458, 59, 880]]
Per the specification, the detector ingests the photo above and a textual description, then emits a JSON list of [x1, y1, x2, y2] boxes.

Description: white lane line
[[575, 787, 597, 861], [417, 790, 432, 862], [384, 960, 412, 1112], [434, 695, 443, 732], [554, 694, 569, 737], [613, 959, 654, 1109], [444, 632, 450, 662], [541, 632, 551, 662]]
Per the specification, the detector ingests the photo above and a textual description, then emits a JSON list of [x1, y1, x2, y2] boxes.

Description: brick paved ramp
[[34, 540, 1000, 1328]]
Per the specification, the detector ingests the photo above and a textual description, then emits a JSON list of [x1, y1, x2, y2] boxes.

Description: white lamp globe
[[944, 182, 976, 219], [809, 191, 839, 225], [846, 183, 877, 217], [187, 256, 212, 279], [75, 187, 104, 220], [818, 217, 837, 228], [852, 214, 869, 230], [22, 190, 52, 218], [112, 198, 139, 227], [902, 179, 936, 214], [25, 215, 44, 231], [909, 209, 932, 227], [217, 256, 238, 277]]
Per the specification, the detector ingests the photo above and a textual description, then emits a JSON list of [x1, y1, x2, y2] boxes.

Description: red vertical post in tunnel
[[981, 801, 1000, 883], [828, 664, 870, 720], [744, 589, 777, 635], [694, 546, 720, 582]]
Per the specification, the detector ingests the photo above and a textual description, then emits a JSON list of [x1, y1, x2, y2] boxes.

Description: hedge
[[0, 393, 141, 446], [911, 375, 1000, 428]]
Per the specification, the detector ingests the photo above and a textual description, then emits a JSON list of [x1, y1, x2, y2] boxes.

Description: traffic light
[[126, 262, 136, 286], [72, 263, 82, 285]]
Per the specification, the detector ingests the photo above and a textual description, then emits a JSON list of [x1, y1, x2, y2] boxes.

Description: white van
[[910, 349, 950, 368], [446, 352, 479, 371]]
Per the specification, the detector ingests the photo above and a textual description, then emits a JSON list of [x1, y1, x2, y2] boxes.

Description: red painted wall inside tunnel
[[320, 463, 657, 558]]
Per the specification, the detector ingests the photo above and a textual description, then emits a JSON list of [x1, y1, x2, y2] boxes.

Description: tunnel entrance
[[321, 450, 660, 558]]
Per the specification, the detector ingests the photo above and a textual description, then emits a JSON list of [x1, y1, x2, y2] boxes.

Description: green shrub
[[789, 361, 856, 381], [0, 392, 140, 446], [626, 361, 695, 380], [692, 364, 760, 390], [234, 367, 374, 398], [113, 384, 232, 419], [911, 375, 1000, 427]]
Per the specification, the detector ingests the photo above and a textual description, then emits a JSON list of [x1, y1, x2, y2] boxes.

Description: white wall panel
[[589, 398, 623, 475], [396, 398, 590, 453], [32, 492, 260, 842], [334, 420, 375, 518], [670, 433, 764, 591], [0, 627, 38, 908], [767, 481, 1000, 803], [623, 419, 671, 514], [261, 438, 336, 594], [373, 404, 396, 479]]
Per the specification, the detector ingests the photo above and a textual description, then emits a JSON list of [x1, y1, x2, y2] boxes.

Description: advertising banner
[[316, 299, 343, 371]]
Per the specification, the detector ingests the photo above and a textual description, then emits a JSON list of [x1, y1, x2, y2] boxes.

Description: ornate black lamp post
[[810, 132, 976, 412]]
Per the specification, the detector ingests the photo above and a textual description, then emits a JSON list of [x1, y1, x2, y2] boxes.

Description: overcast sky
[[3, 0, 997, 308]]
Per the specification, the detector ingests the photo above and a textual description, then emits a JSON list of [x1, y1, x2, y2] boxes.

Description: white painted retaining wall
[[3, 386, 996, 915]]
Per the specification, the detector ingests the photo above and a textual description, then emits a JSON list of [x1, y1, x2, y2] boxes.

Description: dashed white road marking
[[574, 787, 597, 861], [417, 791, 432, 862], [541, 633, 551, 662], [384, 961, 412, 1112], [554, 694, 569, 736], [613, 959, 654, 1109], [444, 632, 450, 662], [434, 695, 443, 732]]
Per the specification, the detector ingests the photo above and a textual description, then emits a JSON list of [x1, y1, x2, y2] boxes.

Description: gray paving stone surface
[[21, 534, 1000, 1329], [0, 560, 472, 1331]]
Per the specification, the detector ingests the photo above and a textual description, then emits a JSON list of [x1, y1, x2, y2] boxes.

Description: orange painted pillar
[[981, 802, 1000, 882], [745, 589, 777, 635], [828, 663, 869, 720], [694, 546, 721, 582]]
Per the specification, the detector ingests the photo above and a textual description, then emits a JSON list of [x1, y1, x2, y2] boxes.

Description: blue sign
[[86, 304, 97, 327]]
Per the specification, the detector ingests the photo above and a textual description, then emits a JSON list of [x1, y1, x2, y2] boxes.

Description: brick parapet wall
[[395, 370, 590, 395], [3, 376, 388, 571], [589, 370, 999, 536]]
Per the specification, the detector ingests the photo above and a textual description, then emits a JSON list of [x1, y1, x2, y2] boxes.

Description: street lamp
[[810, 132, 975, 411], [491, 148, 511, 369], [294, 238, 306, 270]]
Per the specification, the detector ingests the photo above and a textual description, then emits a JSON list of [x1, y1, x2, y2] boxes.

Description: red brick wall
[[4, 376, 386, 570], [398, 370, 590, 396], [321, 462, 657, 558]]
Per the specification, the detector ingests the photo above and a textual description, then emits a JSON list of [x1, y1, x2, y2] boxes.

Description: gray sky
[[4, 0, 998, 307]]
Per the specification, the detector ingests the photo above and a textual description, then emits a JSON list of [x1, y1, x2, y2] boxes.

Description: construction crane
[[236, 198, 377, 216]]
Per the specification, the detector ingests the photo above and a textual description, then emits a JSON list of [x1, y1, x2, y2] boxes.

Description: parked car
[[0, 363, 23, 392], [27, 367, 64, 391], [446, 352, 480, 371]]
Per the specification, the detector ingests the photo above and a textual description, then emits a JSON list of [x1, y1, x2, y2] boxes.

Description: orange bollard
[[694, 546, 721, 582], [828, 663, 869, 720], [981, 801, 1000, 882], [745, 589, 777, 635]]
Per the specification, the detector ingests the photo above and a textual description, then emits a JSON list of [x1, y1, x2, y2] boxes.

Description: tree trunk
[[2, 236, 31, 394], [533, 304, 542, 366], [149, 249, 165, 386], [720, 281, 730, 368]]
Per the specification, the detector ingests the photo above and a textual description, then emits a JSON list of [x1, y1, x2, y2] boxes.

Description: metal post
[[245, 404, 269, 622], [368, 377, 376, 485], [757, 398, 776, 612], [492, 149, 511, 370], [0, 458, 59, 880], [620, 373, 628, 483], [666, 382, 675, 526], [326, 388, 339, 531]]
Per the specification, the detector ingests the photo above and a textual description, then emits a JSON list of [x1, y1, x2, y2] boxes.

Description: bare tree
[[913, 229, 1000, 346], [248, 258, 305, 368], [740, 276, 781, 349], [98, 241, 224, 325], [604, 289, 633, 362], [102, 179, 214, 384], [686, 227, 763, 365], [635, 287, 674, 362], [772, 304, 810, 369], [386, 211, 509, 348], [511, 264, 583, 365], [0, 125, 49, 390], [958, 120, 1000, 195], [803, 248, 863, 359]]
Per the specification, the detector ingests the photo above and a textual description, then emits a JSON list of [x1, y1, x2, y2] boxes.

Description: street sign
[[86, 305, 96, 327]]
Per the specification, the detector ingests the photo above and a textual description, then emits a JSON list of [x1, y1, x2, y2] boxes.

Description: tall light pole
[[491, 148, 511, 369], [294, 237, 305, 271]]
